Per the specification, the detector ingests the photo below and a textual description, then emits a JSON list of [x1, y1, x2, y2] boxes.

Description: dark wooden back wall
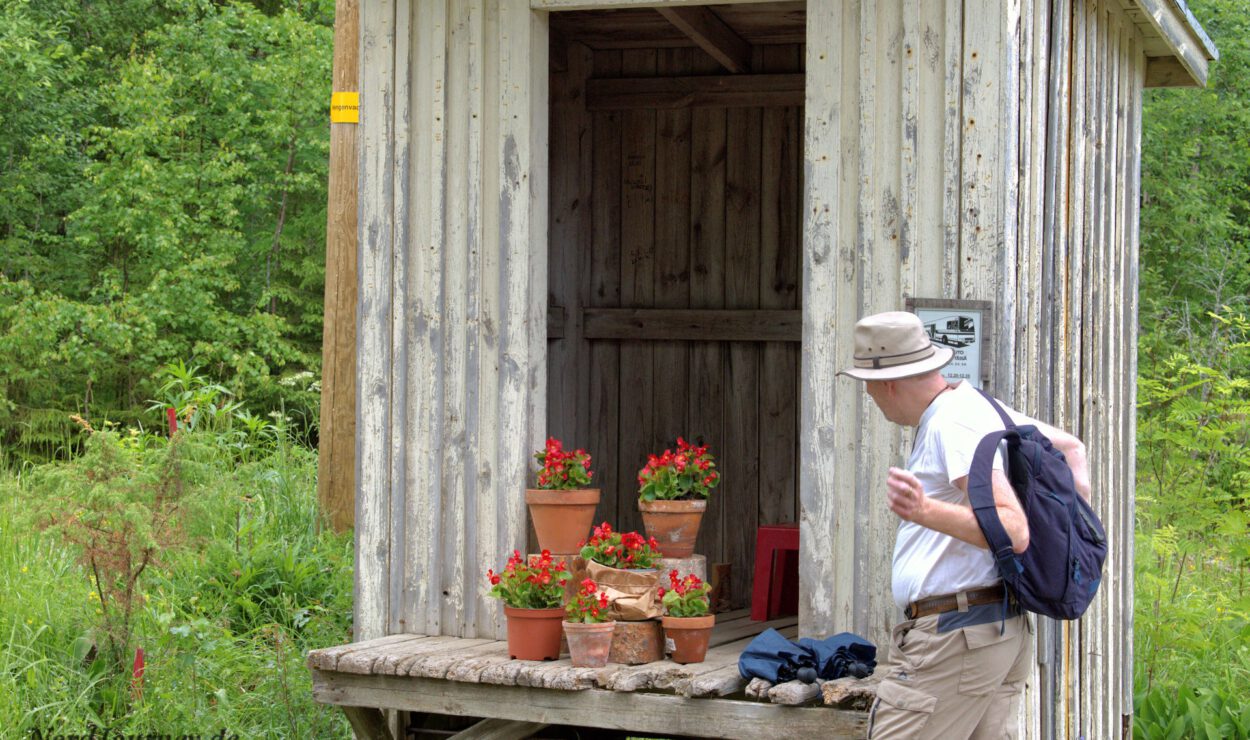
[[546, 42, 804, 608]]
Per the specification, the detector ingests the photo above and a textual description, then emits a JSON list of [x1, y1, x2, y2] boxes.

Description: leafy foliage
[[1, 418, 350, 736], [1135, 1, 1250, 731], [0, 0, 332, 457]]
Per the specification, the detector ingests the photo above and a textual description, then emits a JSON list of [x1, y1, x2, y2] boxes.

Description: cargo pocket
[[868, 679, 938, 738], [958, 619, 1023, 696]]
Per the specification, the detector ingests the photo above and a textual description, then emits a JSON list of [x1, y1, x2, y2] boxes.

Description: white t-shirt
[[891, 381, 1031, 611]]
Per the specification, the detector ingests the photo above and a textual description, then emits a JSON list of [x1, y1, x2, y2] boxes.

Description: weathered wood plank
[[401, 0, 447, 640], [356, 0, 396, 645], [652, 47, 693, 496], [1123, 35, 1146, 727], [312, 671, 869, 739], [724, 95, 763, 610], [547, 40, 584, 465], [533, 0, 797, 11], [338, 636, 441, 675], [1129, 0, 1212, 86], [617, 48, 658, 540], [758, 45, 801, 532], [1143, 56, 1199, 87], [586, 74, 805, 110], [853, 0, 905, 641], [318, 0, 360, 534], [688, 48, 728, 573], [550, 5, 807, 50], [449, 719, 550, 740], [343, 705, 394, 740], [308, 635, 434, 671], [799, 0, 853, 640], [401, 638, 497, 677], [656, 7, 752, 73], [581, 308, 801, 341], [497, 0, 551, 640], [588, 49, 624, 528]]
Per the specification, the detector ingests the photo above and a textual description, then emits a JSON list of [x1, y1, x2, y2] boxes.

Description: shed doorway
[[545, 3, 806, 609]]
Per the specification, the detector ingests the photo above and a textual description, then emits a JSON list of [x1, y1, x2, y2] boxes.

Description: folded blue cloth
[[738, 628, 876, 683]]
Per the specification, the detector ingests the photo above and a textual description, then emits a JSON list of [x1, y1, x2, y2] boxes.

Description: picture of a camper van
[[923, 315, 976, 348]]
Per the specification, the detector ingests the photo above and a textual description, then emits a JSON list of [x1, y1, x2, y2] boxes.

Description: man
[[838, 311, 1090, 738]]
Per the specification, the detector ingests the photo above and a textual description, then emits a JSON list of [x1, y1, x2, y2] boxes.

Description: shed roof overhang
[[1128, 0, 1218, 87]]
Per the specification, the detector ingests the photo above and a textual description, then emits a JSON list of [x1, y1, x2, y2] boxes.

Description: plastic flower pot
[[562, 621, 616, 667], [525, 488, 600, 556], [661, 614, 715, 664], [638, 499, 707, 558], [504, 606, 565, 660]]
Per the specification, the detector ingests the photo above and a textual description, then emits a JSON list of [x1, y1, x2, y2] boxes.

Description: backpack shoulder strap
[[976, 387, 1016, 430], [968, 428, 1023, 578]]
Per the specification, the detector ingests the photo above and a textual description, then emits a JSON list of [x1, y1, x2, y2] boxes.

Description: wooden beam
[[547, 305, 566, 340], [311, 672, 868, 739], [450, 719, 550, 740], [586, 74, 803, 110], [1144, 56, 1200, 88], [342, 706, 393, 740], [1128, 0, 1215, 87], [580, 308, 801, 342], [317, 0, 359, 533], [534, 0, 792, 11], [656, 7, 752, 73]]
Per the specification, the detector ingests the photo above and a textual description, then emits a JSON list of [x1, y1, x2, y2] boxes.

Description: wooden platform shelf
[[308, 611, 869, 739]]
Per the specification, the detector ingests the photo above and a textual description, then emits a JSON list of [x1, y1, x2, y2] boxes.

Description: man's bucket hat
[[837, 311, 954, 381]]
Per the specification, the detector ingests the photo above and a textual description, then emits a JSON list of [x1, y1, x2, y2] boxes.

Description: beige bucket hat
[[837, 311, 955, 381]]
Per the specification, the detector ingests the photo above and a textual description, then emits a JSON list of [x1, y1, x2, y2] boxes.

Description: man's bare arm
[[1029, 420, 1091, 502], [887, 468, 1030, 553]]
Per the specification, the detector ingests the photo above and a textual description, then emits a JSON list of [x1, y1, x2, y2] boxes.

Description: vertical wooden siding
[[357, 0, 548, 642], [801, 0, 1142, 736], [546, 44, 805, 608], [355, 0, 1145, 733]]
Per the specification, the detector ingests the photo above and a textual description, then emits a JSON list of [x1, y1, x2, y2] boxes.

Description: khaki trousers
[[867, 609, 1032, 739]]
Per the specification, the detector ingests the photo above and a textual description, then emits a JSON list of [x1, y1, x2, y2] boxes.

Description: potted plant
[[562, 578, 615, 667], [486, 549, 570, 660], [579, 523, 664, 621], [526, 438, 599, 556], [659, 570, 715, 664], [637, 437, 720, 557]]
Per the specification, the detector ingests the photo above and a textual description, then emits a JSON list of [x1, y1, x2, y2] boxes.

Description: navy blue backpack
[[967, 390, 1107, 620]]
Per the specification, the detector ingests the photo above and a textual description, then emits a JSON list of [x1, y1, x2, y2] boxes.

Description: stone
[[607, 619, 663, 665], [821, 676, 880, 710]]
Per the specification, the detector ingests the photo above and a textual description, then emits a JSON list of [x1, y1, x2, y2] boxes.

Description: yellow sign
[[331, 91, 359, 124]]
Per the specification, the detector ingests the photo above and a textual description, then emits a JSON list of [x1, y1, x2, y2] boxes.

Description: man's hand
[[885, 467, 1030, 553], [886, 467, 928, 521]]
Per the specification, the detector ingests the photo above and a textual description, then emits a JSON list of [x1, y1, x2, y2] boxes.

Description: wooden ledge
[[312, 672, 867, 739]]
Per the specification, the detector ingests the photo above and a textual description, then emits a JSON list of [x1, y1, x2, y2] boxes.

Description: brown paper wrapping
[[586, 560, 662, 620]]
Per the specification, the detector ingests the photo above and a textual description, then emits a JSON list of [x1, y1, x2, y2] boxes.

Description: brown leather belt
[[905, 584, 1006, 620]]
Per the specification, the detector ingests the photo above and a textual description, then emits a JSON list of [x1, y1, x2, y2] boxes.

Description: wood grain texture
[[313, 671, 868, 739], [318, 0, 360, 534], [655, 7, 752, 73], [356, 0, 396, 643], [586, 73, 805, 110]]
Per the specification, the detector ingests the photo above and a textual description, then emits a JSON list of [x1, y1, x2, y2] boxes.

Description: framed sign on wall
[[905, 298, 993, 390]]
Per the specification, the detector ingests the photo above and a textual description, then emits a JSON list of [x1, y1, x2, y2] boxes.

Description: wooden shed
[[310, 0, 1216, 737]]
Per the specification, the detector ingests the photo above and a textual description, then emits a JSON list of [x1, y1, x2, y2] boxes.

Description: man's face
[[864, 380, 899, 423]]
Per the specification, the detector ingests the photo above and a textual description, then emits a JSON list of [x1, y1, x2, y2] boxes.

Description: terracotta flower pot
[[562, 620, 616, 667], [526, 488, 600, 556], [504, 606, 565, 661], [662, 614, 715, 664], [639, 498, 707, 558]]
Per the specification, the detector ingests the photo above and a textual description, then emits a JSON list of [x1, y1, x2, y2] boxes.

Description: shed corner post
[[797, 0, 856, 641]]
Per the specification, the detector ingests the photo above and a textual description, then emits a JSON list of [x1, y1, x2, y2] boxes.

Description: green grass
[[0, 430, 354, 738]]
